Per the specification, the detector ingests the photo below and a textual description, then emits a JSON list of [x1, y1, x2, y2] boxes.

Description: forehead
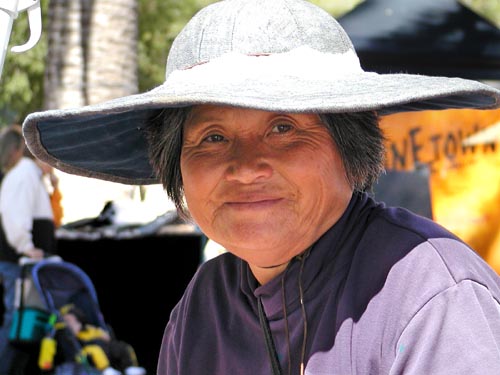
[[185, 104, 321, 126]]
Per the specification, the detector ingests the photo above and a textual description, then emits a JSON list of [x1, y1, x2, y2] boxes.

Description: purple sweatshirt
[[158, 192, 500, 374]]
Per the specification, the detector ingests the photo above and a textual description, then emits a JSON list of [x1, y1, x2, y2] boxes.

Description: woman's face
[[181, 105, 353, 268]]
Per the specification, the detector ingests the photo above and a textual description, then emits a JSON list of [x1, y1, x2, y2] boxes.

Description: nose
[[225, 141, 273, 183]]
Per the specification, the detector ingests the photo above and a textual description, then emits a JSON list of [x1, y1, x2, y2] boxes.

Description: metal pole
[[0, 0, 42, 81], [0, 0, 20, 80]]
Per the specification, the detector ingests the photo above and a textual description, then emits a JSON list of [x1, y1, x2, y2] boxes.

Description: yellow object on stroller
[[13, 257, 145, 375]]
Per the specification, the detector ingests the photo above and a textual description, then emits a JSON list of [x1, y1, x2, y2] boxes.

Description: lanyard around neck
[[258, 296, 283, 375]]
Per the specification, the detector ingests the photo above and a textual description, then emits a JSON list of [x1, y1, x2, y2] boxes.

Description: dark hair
[[145, 108, 385, 217], [319, 112, 385, 192], [145, 108, 188, 215], [0, 124, 25, 174]]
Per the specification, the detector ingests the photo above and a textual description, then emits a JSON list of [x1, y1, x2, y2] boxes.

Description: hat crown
[[165, 0, 355, 78]]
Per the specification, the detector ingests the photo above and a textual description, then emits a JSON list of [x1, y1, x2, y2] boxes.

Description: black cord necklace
[[258, 296, 283, 375], [257, 247, 311, 375]]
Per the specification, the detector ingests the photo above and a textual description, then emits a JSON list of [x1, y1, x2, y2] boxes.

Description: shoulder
[[363, 205, 500, 287], [3, 158, 39, 182], [371, 204, 458, 244], [344, 203, 500, 319], [341, 205, 500, 363], [184, 252, 240, 300], [168, 252, 241, 322]]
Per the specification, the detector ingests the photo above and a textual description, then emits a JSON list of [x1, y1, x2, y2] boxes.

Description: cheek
[[181, 156, 221, 209], [181, 158, 204, 199], [297, 146, 350, 200]]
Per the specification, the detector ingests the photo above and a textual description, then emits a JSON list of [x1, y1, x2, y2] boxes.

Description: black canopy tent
[[338, 0, 500, 218], [338, 0, 500, 80]]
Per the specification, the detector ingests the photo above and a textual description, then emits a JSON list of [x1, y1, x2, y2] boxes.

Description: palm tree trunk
[[87, 0, 138, 104], [44, 0, 89, 109], [45, 0, 138, 109], [43, 0, 139, 225]]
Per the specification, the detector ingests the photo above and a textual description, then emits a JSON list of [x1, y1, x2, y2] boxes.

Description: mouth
[[225, 198, 283, 211]]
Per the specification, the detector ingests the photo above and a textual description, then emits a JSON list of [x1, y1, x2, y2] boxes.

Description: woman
[[22, 0, 500, 374]]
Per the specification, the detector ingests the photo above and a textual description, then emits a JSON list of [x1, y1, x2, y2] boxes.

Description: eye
[[271, 123, 293, 134], [202, 133, 226, 143]]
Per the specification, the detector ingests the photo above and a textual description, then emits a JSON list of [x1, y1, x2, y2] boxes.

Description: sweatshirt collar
[[242, 191, 378, 318]]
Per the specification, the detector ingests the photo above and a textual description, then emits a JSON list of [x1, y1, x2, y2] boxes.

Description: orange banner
[[380, 108, 500, 273]]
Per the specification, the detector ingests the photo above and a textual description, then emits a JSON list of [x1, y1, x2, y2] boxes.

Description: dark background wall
[[57, 233, 202, 374], [0, 232, 202, 375]]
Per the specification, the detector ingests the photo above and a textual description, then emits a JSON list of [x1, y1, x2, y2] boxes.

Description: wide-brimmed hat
[[22, 0, 500, 185]]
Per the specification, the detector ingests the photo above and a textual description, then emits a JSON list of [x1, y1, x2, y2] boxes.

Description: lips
[[224, 197, 283, 210]]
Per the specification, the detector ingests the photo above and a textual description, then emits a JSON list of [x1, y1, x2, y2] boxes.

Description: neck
[[250, 262, 289, 285], [249, 246, 312, 285]]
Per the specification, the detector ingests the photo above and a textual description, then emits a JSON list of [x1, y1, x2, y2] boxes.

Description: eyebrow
[[184, 114, 222, 136], [185, 106, 229, 125]]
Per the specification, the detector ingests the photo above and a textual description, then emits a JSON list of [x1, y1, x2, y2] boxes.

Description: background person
[[0, 124, 57, 374], [21, 0, 500, 374]]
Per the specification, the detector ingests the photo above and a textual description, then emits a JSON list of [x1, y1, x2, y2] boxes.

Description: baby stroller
[[9, 257, 144, 375]]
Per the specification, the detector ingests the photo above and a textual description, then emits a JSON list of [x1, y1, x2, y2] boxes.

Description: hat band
[[166, 46, 364, 87]]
